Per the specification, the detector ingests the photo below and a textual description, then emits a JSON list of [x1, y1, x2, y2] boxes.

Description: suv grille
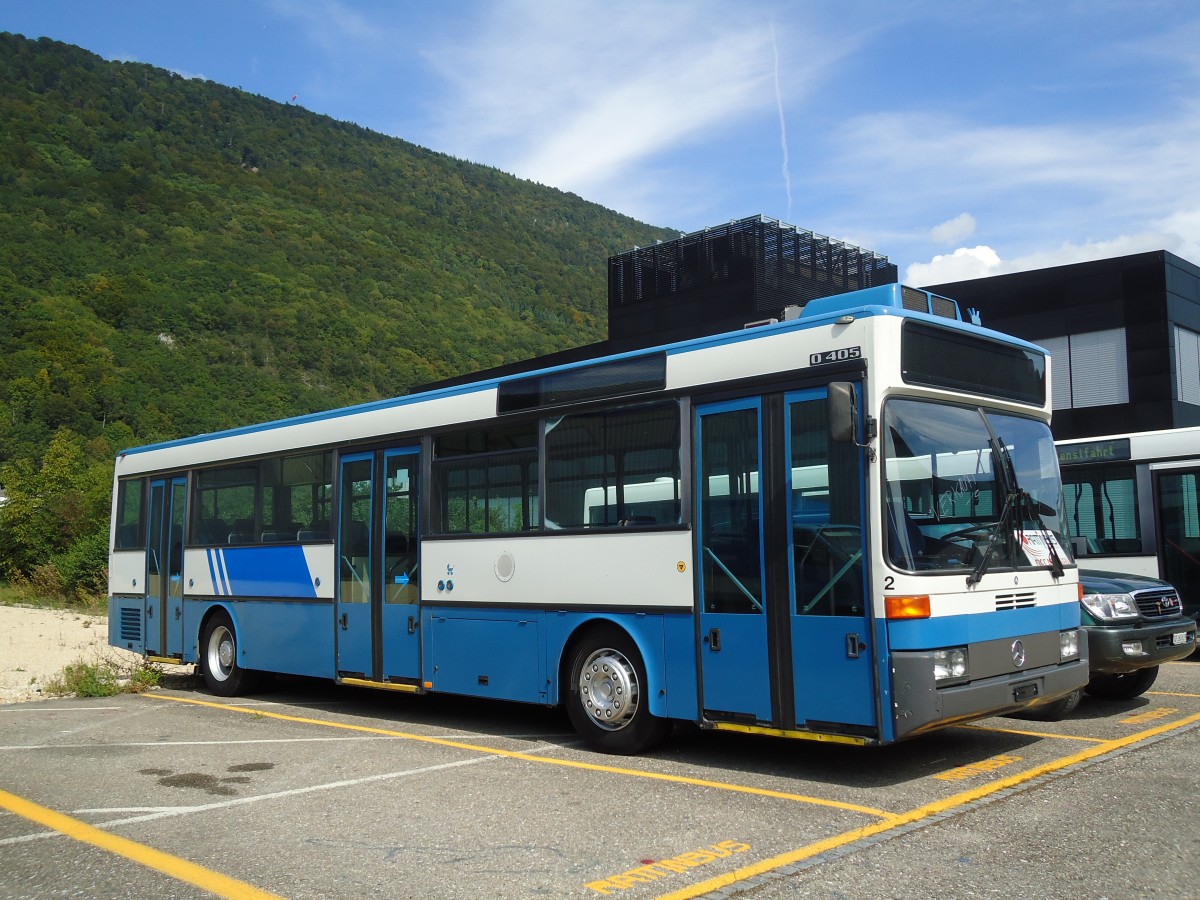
[[1132, 588, 1182, 620]]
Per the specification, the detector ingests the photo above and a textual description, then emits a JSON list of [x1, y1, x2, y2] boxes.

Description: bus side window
[[113, 479, 145, 550], [547, 401, 681, 530]]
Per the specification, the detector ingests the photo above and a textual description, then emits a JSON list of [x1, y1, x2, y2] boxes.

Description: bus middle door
[[337, 448, 421, 684], [145, 476, 187, 659], [695, 398, 773, 722]]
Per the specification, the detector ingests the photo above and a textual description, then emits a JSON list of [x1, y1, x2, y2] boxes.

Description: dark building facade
[[608, 215, 897, 346], [929, 250, 1200, 440]]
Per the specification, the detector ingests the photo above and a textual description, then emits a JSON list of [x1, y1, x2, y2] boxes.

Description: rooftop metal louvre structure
[[607, 215, 898, 331]]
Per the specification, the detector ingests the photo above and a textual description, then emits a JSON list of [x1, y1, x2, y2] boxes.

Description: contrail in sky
[[771, 23, 793, 221]]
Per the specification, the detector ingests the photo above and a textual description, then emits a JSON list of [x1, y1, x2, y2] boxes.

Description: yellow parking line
[[653, 711, 1200, 899], [142, 694, 900, 821], [954, 722, 1109, 742], [0, 788, 283, 900], [1147, 690, 1200, 698]]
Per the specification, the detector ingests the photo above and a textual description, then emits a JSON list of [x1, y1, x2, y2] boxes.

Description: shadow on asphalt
[[152, 671, 1047, 790]]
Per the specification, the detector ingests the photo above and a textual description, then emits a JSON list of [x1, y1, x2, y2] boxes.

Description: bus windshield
[[883, 399, 1071, 575]]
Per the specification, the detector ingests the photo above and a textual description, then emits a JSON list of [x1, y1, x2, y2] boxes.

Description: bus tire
[[1085, 666, 1158, 701], [199, 611, 257, 697], [565, 626, 670, 755]]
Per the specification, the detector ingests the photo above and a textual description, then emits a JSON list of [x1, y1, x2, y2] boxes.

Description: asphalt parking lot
[[2, 657, 1198, 900]]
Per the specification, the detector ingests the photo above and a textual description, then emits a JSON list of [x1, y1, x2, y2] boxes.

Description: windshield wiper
[[1017, 487, 1067, 580], [967, 489, 1019, 586], [966, 410, 1065, 586], [965, 411, 1017, 586]]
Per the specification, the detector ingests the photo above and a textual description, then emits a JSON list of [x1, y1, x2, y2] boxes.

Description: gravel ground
[[0, 605, 141, 703]]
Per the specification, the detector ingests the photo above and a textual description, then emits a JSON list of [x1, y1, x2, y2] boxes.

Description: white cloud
[[426, 6, 772, 191], [908, 226, 1195, 286], [271, 0, 392, 51], [837, 96, 1200, 279], [930, 213, 975, 245], [419, 1, 857, 221], [907, 246, 1001, 285]]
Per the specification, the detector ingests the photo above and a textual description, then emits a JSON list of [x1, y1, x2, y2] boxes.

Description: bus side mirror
[[828, 382, 857, 443]]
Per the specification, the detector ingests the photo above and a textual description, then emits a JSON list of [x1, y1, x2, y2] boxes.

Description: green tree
[[0, 427, 112, 595]]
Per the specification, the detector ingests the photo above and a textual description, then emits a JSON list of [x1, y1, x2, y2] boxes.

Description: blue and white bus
[[108, 283, 1086, 753]]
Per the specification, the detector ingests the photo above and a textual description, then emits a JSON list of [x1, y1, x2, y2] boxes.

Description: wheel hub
[[579, 648, 639, 731]]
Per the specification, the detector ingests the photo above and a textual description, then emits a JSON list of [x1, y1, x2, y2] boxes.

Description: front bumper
[[1085, 619, 1196, 674], [891, 628, 1089, 739]]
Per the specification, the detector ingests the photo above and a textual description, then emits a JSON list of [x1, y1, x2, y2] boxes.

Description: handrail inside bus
[[341, 556, 368, 599], [702, 546, 764, 612], [801, 550, 864, 614]]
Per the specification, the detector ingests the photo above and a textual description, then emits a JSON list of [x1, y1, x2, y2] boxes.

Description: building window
[[1040, 329, 1128, 410], [1174, 325, 1200, 405]]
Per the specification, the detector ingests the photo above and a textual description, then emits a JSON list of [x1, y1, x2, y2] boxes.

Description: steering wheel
[[931, 522, 998, 566]]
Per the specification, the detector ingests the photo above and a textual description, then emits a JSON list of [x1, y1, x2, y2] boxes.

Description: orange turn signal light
[[885, 595, 931, 619]]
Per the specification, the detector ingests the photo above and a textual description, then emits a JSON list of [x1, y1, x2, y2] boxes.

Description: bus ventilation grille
[[119, 607, 142, 643], [994, 592, 1037, 611]]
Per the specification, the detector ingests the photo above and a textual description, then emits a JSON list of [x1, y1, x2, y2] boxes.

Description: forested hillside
[[0, 32, 676, 596]]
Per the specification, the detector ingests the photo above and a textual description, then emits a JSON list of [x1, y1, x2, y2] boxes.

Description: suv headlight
[[1081, 592, 1138, 621]]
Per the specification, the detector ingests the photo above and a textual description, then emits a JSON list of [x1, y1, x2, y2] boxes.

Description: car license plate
[[1172, 631, 1189, 645]]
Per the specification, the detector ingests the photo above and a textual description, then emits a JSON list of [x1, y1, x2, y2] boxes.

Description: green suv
[[1024, 569, 1196, 719]]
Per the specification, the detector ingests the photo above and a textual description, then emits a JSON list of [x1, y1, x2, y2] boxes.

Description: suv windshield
[[883, 399, 1072, 576]]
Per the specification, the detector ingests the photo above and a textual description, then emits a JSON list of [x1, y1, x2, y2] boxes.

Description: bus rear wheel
[[199, 611, 256, 697], [566, 627, 669, 755]]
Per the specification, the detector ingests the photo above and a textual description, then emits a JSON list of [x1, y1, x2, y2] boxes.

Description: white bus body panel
[[110, 551, 144, 595], [421, 531, 695, 609]]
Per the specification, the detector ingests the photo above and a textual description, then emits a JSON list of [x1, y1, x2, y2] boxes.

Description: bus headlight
[[1060, 629, 1081, 661], [933, 647, 968, 684], [1080, 592, 1138, 621]]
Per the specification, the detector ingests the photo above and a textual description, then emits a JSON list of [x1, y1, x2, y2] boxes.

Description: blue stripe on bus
[[206, 550, 221, 595], [215, 546, 318, 599], [887, 603, 1079, 649]]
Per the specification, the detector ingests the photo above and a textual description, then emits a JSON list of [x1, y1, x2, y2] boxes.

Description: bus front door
[[337, 448, 421, 684], [696, 390, 877, 734], [786, 390, 875, 730], [145, 476, 186, 659]]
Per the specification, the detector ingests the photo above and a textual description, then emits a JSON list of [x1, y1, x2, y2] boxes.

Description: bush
[[44, 655, 162, 697], [47, 660, 122, 697], [51, 529, 109, 601]]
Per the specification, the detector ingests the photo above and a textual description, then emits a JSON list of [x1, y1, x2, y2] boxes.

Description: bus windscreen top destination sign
[[1056, 438, 1132, 465]]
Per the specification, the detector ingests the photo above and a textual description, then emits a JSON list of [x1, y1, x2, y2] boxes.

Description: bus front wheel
[[199, 611, 256, 697], [566, 626, 669, 755], [1011, 686, 1082, 721]]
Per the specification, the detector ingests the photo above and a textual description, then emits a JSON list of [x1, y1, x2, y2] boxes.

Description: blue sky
[[4, 0, 1199, 284]]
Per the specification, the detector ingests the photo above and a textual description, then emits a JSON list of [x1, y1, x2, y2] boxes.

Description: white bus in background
[[1057, 426, 1200, 622]]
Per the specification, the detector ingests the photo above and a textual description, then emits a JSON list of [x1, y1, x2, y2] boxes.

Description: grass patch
[[44, 656, 163, 698], [0, 577, 107, 612]]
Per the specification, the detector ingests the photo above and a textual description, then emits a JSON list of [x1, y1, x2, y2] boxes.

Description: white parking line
[[0, 736, 397, 751], [0, 707, 123, 713], [0, 753, 501, 846]]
